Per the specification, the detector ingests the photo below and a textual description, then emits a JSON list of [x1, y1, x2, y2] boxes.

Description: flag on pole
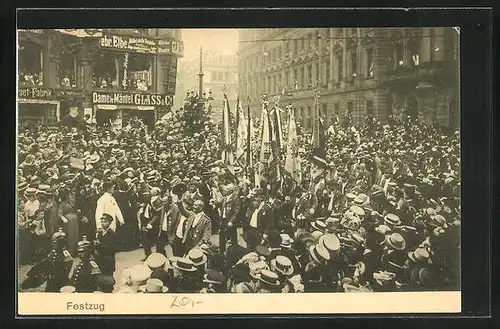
[[270, 105, 284, 150], [236, 98, 249, 167], [258, 98, 271, 187], [268, 106, 281, 186], [221, 93, 234, 165], [246, 100, 254, 179], [284, 105, 301, 184], [310, 88, 328, 183]]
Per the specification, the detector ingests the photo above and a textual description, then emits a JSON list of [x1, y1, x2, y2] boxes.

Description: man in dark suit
[[138, 188, 163, 260], [244, 188, 275, 238], [181, 200, 212, 252], [219, 183, 242, 254], [157, 197, 183, 257], [199, 172, 221, 233], [94, 214, 117, 276]]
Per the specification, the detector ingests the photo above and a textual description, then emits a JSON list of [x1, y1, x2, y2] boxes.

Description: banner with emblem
[[284, 105, 302, 184], [221, 92, 234, 166], [235, 98, 248, 166]]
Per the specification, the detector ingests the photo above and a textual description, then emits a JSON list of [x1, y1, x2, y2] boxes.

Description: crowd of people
[[18, 100, 460, 294], [18, 70, 44, 86]]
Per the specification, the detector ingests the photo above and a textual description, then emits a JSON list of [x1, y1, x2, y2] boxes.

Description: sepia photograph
[[16, 26, 461, 314]]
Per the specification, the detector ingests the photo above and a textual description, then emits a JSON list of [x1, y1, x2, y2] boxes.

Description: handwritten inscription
[[170, 296, 203, 308]]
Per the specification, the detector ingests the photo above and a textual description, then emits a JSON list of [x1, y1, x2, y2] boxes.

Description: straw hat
[[279, 234, 294, 249], [408, 248, 430, 264], [145, 253, 168, 270], [349, 205, 366, 217], [60, 286, 76, 293], [319, 234, 341, 255], [172, 258, 197, 272], [187, 248, 208, 266], [309, 244, 330, 264], [129, 265, 152, 286], [139, 278, 169, 293], [385, 233, 407, 251], [310, 220, 327, 231], [270, 255, 294, 276], [384, 213, 401, 227], [257, 269, 280, 286]]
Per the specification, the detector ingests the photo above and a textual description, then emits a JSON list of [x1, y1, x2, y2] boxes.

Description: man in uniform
[[69, 237, 101, 293], [20, 228, 73, 292]]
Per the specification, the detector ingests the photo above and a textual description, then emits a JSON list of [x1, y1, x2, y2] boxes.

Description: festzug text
[[66, 302, 105, 312]]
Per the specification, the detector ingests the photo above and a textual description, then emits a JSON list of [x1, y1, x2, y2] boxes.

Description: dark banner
[[99, 33, 184, 56], [18, 87, 81, 100], [92, 91, 173, 107]]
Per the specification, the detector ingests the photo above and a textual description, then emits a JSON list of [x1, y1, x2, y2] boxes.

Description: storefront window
[[18, 41, 43, 86], [93, 52, 153, 91]]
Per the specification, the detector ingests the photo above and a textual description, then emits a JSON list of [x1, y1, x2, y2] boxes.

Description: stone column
[[342, 34, 348, 86], [329, 28, 334, 89], [373, 28, 390, 122], [434, 27, 445, 61], [420, 28, 431, 63], [45, 35, 59, 89]]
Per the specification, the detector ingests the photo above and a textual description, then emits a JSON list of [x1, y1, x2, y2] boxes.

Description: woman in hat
[[23, 187, 40, 221], [29, 208, 49, 262]]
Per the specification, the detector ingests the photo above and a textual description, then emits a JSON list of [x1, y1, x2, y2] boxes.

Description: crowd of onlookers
[[18, 105, 460, 293]]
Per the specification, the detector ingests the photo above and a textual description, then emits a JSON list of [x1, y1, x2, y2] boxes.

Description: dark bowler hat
[[203, 269, 226, 285], [255, 245, 271, 258]]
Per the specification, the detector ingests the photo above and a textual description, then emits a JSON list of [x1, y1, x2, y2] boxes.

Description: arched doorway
[[449, 96, 459, 130], [406, 94, 418, 121]]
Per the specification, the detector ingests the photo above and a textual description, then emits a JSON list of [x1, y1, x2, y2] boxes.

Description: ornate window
[[366, 48, 374, 77]]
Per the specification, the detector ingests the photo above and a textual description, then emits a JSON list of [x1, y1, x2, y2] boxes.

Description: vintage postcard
[[16, 27, 461, 315]]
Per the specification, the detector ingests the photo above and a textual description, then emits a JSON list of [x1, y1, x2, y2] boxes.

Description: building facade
[[238, 28, 459, 129], [176, 49, 238, 122], [17, 28, 183, 129]]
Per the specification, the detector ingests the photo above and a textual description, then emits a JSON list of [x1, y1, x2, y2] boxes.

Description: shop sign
[[92, 91, 173, 107], [18, 87, 81, 100], [99, 33, 183, 56]]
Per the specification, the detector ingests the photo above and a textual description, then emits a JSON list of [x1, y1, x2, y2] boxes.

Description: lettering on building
[[92, 91, 173, 107]]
